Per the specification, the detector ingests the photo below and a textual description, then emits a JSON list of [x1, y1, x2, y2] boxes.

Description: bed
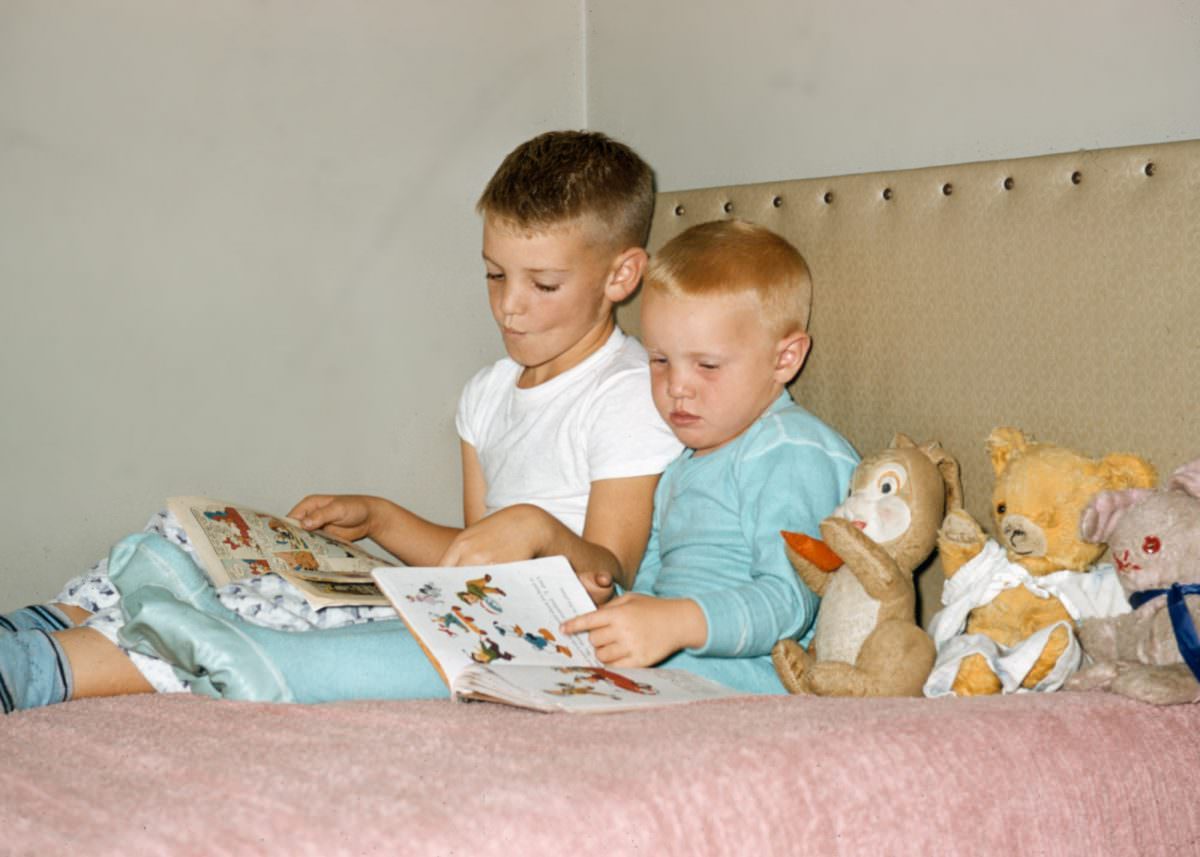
[[5, 139, 1200, 855]]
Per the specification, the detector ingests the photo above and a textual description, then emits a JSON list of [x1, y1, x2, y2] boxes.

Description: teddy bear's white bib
[[923, 539, 1129, 696]]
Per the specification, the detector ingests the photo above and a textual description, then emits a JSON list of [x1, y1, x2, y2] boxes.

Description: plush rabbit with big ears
[[772, 435, 961, 697], [1066, 458, 1200, 705]]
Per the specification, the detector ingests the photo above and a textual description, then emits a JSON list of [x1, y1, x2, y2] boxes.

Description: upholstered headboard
[[624, 140, 1200, 623]]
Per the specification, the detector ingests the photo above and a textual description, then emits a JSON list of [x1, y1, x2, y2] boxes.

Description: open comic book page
[[372, 556, 602, 687], [454, 664, 743, 713], [167, 496, 393, 610]]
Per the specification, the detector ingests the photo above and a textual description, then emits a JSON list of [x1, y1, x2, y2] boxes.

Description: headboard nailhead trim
[[654, 144, 1189, 235]]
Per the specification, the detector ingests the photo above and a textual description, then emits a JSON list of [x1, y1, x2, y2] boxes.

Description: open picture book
[[167, 496, 393, 610], [372, 556, 743, 713]]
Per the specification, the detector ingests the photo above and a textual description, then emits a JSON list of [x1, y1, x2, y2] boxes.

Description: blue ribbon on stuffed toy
[[1128, 583, 1200, 681]]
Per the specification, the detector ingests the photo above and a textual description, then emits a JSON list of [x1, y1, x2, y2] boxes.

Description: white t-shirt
[[456, 327, 682, 535]]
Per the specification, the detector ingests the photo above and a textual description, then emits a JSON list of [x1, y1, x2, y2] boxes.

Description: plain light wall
[[586, 0, 1200, 190], [0, 1, 583, 610]]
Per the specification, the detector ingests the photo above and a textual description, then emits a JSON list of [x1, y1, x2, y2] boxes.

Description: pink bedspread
[[4, 691, 1199, 855]]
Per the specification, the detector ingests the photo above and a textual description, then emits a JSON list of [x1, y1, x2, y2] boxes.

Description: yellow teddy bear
[[923, 427, 1157, 697]]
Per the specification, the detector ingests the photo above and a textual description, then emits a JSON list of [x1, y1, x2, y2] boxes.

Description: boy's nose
[[667, 372, 692, 399], [497, 283, 523, 318]]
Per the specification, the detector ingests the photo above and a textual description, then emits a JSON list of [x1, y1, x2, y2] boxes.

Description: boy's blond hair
[[477, 130, 655, 250], [644, 219, 812, 338]]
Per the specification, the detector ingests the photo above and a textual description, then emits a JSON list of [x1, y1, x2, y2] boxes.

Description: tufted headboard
[[623, 139, 1200, 623]]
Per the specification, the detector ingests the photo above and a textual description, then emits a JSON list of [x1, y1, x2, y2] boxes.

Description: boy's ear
[[603, 247, 649, 303], [773, 331, 811, 383]]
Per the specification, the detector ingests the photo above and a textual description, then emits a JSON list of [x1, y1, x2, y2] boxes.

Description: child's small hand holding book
[[560, 593, 708, 668]]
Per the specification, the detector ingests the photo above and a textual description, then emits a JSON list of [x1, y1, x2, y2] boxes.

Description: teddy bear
[[1065, 458, 1200, 704], [924, 427, 1157, 697], [771, 434, 961, 697]]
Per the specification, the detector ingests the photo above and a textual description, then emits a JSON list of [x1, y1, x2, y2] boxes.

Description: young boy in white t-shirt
[[0, 131, 681, 711]]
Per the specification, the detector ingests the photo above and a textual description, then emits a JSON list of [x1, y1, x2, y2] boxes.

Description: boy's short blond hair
[[644, 219, 813, 338], [477, 130, 655, 250]]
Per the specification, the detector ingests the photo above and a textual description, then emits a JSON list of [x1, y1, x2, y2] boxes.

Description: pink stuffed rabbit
[[1067, 458, 1200, 704]]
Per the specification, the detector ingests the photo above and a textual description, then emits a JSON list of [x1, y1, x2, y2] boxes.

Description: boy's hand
[[561, 594, 707, 668], [438, 504, 551, 567], [288, 494, 378, 542], [577, 571, 615, 606]]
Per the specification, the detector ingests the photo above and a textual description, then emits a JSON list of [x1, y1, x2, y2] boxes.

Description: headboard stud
[[626, 138, 1200, 625]]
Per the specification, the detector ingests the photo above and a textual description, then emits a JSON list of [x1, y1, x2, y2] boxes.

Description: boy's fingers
[[582, 580, 615, 606], [289, 497, 339, 530], [300, 504, 342, 531], [561, 610, 604, 635], [319, 525, 358, 542], [593, 641, 628, 665], [287, 495, 327, 523]]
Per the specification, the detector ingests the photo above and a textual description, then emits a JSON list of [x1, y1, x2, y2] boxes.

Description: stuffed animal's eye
[[876, 471, 902, 496], [997, 503, 1007, 515], [1142, 536, 1162, 554]]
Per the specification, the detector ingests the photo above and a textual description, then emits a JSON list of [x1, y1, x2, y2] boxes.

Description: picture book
[[371, 557, 743, 713], [167, 496, 394, 610]]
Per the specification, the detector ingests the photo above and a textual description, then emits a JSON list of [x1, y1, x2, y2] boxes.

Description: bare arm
[[439, 473, 660, 601], [579, 474, 658, 590], [461, 441, 488, 527], [290, 494, 462, 567]]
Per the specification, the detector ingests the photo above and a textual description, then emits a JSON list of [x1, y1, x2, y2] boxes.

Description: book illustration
[[167, 496, 395, 610], [401, 570, 576, 668], [453, 662, 743, 714], [456, 575, 506, 613], [554, 667, 657, 696], [204, 506, 254, 551], [373, 557, 601, 687], [493, 622, 572, 657], [471, 637, 514, 665], [373, 558, 746, 714], [406, 583, 442, 604], [547, 667, 657, 699], [547, 681, 620, 700], [429, 609, 469, 637]]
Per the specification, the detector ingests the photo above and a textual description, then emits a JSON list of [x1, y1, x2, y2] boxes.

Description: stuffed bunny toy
[[771, 435, 961, 696], [1066, 458, 1200, 705]]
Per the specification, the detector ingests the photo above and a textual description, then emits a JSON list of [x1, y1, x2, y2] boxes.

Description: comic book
[[371, 557, 743, 713], [166, 496, 394, 610]]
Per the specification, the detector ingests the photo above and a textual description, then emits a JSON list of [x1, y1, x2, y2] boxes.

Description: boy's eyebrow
[[480, 252, 570, 275]]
